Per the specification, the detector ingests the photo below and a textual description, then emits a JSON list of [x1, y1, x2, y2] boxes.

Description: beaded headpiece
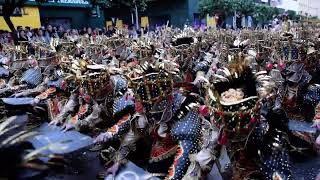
[[211, 55, 274, 138], [127, 62, 174, 113]]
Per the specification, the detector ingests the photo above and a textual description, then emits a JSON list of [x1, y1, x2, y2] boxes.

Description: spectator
[[144, 26, 149, 34], [58, 26, 64, 38], [52, 26, 59, 37], [69, 29, 79, 41], [37, 29, 48, 43], [273, 20, 281, 32], [106, 25, 116, 37], [6, 32, 13, 44], [65, 29, 70, 35], [0, 31, 9, 44], [45, 31, 51, 43], [25, 27, 33, 41], [93, 28, 98, 36], [16, 26, 23, 39], [80, 27, 87, 35], [18, 30, 29, 42], [40, 26, 45, 31], [87, 27, 92, 36], [62, 32, 68, 40], [32, 28, 39, 41], [46, 25, 53, 37], [98, 29, 103, 36], [102, 27, 107, 35], [27, 43, 36, 55], [74, 46, 84, 58]]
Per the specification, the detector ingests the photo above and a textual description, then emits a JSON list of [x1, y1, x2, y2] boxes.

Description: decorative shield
[[20, 67, 43, 87]]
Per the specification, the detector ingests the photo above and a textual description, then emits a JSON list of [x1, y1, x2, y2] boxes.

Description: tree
[[198, 0, 214, 17], [92, 0, 148, 11], [287, 10, 297, 20], [253, 5, 279, 25], [89, 0, 148, 29], [199, 0, 233, 19], [199, 0, 255, 19], [230, 0, 255, 16], [199, 0, 283, 26]]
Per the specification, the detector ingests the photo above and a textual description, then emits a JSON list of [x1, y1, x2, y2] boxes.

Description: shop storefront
[[31, 0, 105, 29], [0, 6, 41, 31], [1, 0, 199, 31], [104, 0, 199, 29], [0, 0, 105, 31]]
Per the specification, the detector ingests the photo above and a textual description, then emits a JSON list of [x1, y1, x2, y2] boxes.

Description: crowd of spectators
[[0, 24, 117, 44], [0, 24, 151, 57]]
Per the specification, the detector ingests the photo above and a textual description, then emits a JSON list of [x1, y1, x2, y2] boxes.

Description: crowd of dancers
[[0, 20, 320, 180]]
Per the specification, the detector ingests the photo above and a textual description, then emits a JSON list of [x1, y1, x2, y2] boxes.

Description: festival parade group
[[1, 15, 320, 180]]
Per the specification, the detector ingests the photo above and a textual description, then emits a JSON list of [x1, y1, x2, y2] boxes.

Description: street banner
[[207, 14, 216, 28], [141, 16, 149, 28], [116, 19, 123, 29], [106, 21, 112, 27]]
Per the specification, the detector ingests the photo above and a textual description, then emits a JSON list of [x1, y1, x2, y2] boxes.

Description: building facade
[[272, 0, 298, 11], [255, 0, 271, 5], [297, 0, 320, 18], [0, 0, 105, 30], [273, 0, 320, 18], [31, 0, 105, 29], [0, 6, 41, 31], [105, 0, 199, 29], [1, 0, 199, 31]]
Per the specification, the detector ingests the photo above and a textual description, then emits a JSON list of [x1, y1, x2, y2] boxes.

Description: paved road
[[18, 121, 319, 180], [18, 121, 320, 180], [292, 156, 320, 180], [44, 149, 104, 180], [39, 148, 320, 180]]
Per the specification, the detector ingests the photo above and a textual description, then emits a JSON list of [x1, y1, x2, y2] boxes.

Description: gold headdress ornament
[[124, 61, 174, 108], [209, 54, 275, 136]]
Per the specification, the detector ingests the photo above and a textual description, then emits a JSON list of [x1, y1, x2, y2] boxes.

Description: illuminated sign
[[28, 0, 89, 5], [0, 6, 26, 16], [56, 0, 89, 4]]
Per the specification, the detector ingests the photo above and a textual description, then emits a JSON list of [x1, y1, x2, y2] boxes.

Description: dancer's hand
[[106, 162, 120, 178], [62, 123, 75, 132], [94, 132, 112, 143], [315, 135, 320, 152], [49, 119, 60, 126], [312, 120, 320, 129], [13, 91, 26, 98]]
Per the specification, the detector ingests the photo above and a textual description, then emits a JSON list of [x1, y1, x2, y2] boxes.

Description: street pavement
[[15, 121, 319, 180], [43, 149, 320, 180]]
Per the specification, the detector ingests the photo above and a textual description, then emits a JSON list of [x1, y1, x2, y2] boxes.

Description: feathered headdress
[[210, 54, 275, 136]]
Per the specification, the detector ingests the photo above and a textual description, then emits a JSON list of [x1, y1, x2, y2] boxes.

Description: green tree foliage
[[254, 5, 280, 24], [198, 0, 214, 17], [199, 0, 283, 24], [91, 0, 148, 11], [199, 0, 232, 18], [254, 5, 274, 23], [287, 10, 297, 20], [230, 0, 255, 16], [199, 0, 255, 17]]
